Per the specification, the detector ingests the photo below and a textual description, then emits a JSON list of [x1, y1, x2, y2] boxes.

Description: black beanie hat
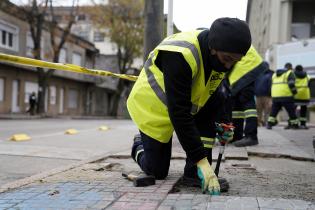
[[209, 17, 251, 55]]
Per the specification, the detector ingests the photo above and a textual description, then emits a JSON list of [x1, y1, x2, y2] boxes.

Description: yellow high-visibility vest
[[228, 46, 262, 86], [127, 30, 225, 143], [271, 70, 293, 98], [294, 75, 310, 100]]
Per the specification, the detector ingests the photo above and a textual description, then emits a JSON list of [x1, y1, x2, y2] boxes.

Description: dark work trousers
[[232, 83, 258, 141], [270, 101, 297, 122], [295, 104, 308, 125], [131, 99, 218, 180]]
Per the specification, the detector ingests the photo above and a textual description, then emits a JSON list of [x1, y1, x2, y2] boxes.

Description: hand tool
[[122, 172, 155, 187], [214, 122, 235, 176]]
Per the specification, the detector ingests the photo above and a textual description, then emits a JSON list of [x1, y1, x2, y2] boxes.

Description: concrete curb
[[247, 151, 315, 162]]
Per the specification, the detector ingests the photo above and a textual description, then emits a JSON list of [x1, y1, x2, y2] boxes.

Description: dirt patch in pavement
[[173, 157, 315, 202]]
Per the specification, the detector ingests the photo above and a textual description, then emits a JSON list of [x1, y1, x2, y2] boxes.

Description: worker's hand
[[215, 123, 234, 145], [196, 157, 220, 195]]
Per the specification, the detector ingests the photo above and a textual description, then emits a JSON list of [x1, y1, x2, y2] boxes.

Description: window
[[50, 86, 56, 105], [72, 52, 82, 66], [77, 14, 86, 21], [59, 48, 67, 63], [0, 78, 4, 102], [68, 89, 78, 109], [93, 31, 105, 42], [0, 20, 19, 51]]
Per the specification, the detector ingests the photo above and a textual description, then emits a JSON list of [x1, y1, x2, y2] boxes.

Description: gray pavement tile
[[157, 206, 174, 210], [257, 197, 314, 210], [88, 200, 112, 209], [108, 201, 160, 210], [225, 147, 248, 160], [117, 192, 166, 202], [205, 196, 259, 210]]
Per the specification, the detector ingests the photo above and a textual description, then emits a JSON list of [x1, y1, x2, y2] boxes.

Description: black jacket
[[255, 69, 273, 97]]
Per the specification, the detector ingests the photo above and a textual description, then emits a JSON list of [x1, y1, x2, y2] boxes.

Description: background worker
[[127, 17, 251, 195], [294, 65, 311, 129], [28, 92, 37, 115], [255, 62, 273, 126], [225, 46, 267, 147], [267, 63, 299, 129]]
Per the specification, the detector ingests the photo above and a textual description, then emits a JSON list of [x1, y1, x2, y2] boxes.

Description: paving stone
[[157, 206, 174, 210], [206, 196, 259, 210], [109, 201, 159, 210], [0, 203, 16, 208], [88, 200, 112, 209], [117, 192, 165, 202], [257, 197, 315, 210], [224, 147, 248, 160]]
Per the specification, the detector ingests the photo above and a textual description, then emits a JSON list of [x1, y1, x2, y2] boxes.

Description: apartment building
[[0, 0, 115, 116]]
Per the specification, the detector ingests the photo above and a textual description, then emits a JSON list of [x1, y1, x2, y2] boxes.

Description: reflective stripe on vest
[[294, 75, 310, 100], [271, 70, 293, 98], [144, 53, 167, 105], [160, 40, 201, 71]]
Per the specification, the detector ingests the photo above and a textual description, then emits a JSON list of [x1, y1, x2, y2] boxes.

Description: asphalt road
[[0, 119, 138, 186]]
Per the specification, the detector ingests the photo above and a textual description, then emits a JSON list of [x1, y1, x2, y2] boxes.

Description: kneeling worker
[[127, 17, 252, 195]]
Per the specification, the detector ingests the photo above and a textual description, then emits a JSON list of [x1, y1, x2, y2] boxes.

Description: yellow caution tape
[[0, 53, 138, 82], [65, 129, 78, 135], [10, 134, 31, 141]]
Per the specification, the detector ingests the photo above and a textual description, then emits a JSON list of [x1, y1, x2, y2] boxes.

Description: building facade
[[247, 0, 315, 56], [0, 0, 116, 116], [247, 0, 315, 123]]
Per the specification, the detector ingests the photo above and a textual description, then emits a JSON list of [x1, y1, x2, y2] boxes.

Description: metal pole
[[143, 0, 164, 61], [167, 0, 173, 36]]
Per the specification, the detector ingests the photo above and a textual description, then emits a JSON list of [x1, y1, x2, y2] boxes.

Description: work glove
[[215, 123, 234, 145], [196, 157, 220, 195]]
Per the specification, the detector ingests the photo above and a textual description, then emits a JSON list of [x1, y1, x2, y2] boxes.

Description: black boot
[[234, 136, 258, 147]]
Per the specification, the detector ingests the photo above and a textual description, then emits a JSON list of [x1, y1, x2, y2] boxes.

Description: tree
[[89, 0, 144, 116], [23, 0, 78, 114]]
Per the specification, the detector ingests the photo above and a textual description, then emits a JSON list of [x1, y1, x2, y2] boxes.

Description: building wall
[[0, 10, 28, 56], [248, 0, 315, 56], [0, 63, 113, 116], [247, 0, 293, 56], [0, 1, 119, 116]]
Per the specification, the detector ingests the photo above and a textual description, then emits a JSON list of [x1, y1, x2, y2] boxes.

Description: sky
[[10, 0, 248, 31]]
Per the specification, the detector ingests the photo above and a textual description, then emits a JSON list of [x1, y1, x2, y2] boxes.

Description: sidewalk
[[0, 128, 314, 210]]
